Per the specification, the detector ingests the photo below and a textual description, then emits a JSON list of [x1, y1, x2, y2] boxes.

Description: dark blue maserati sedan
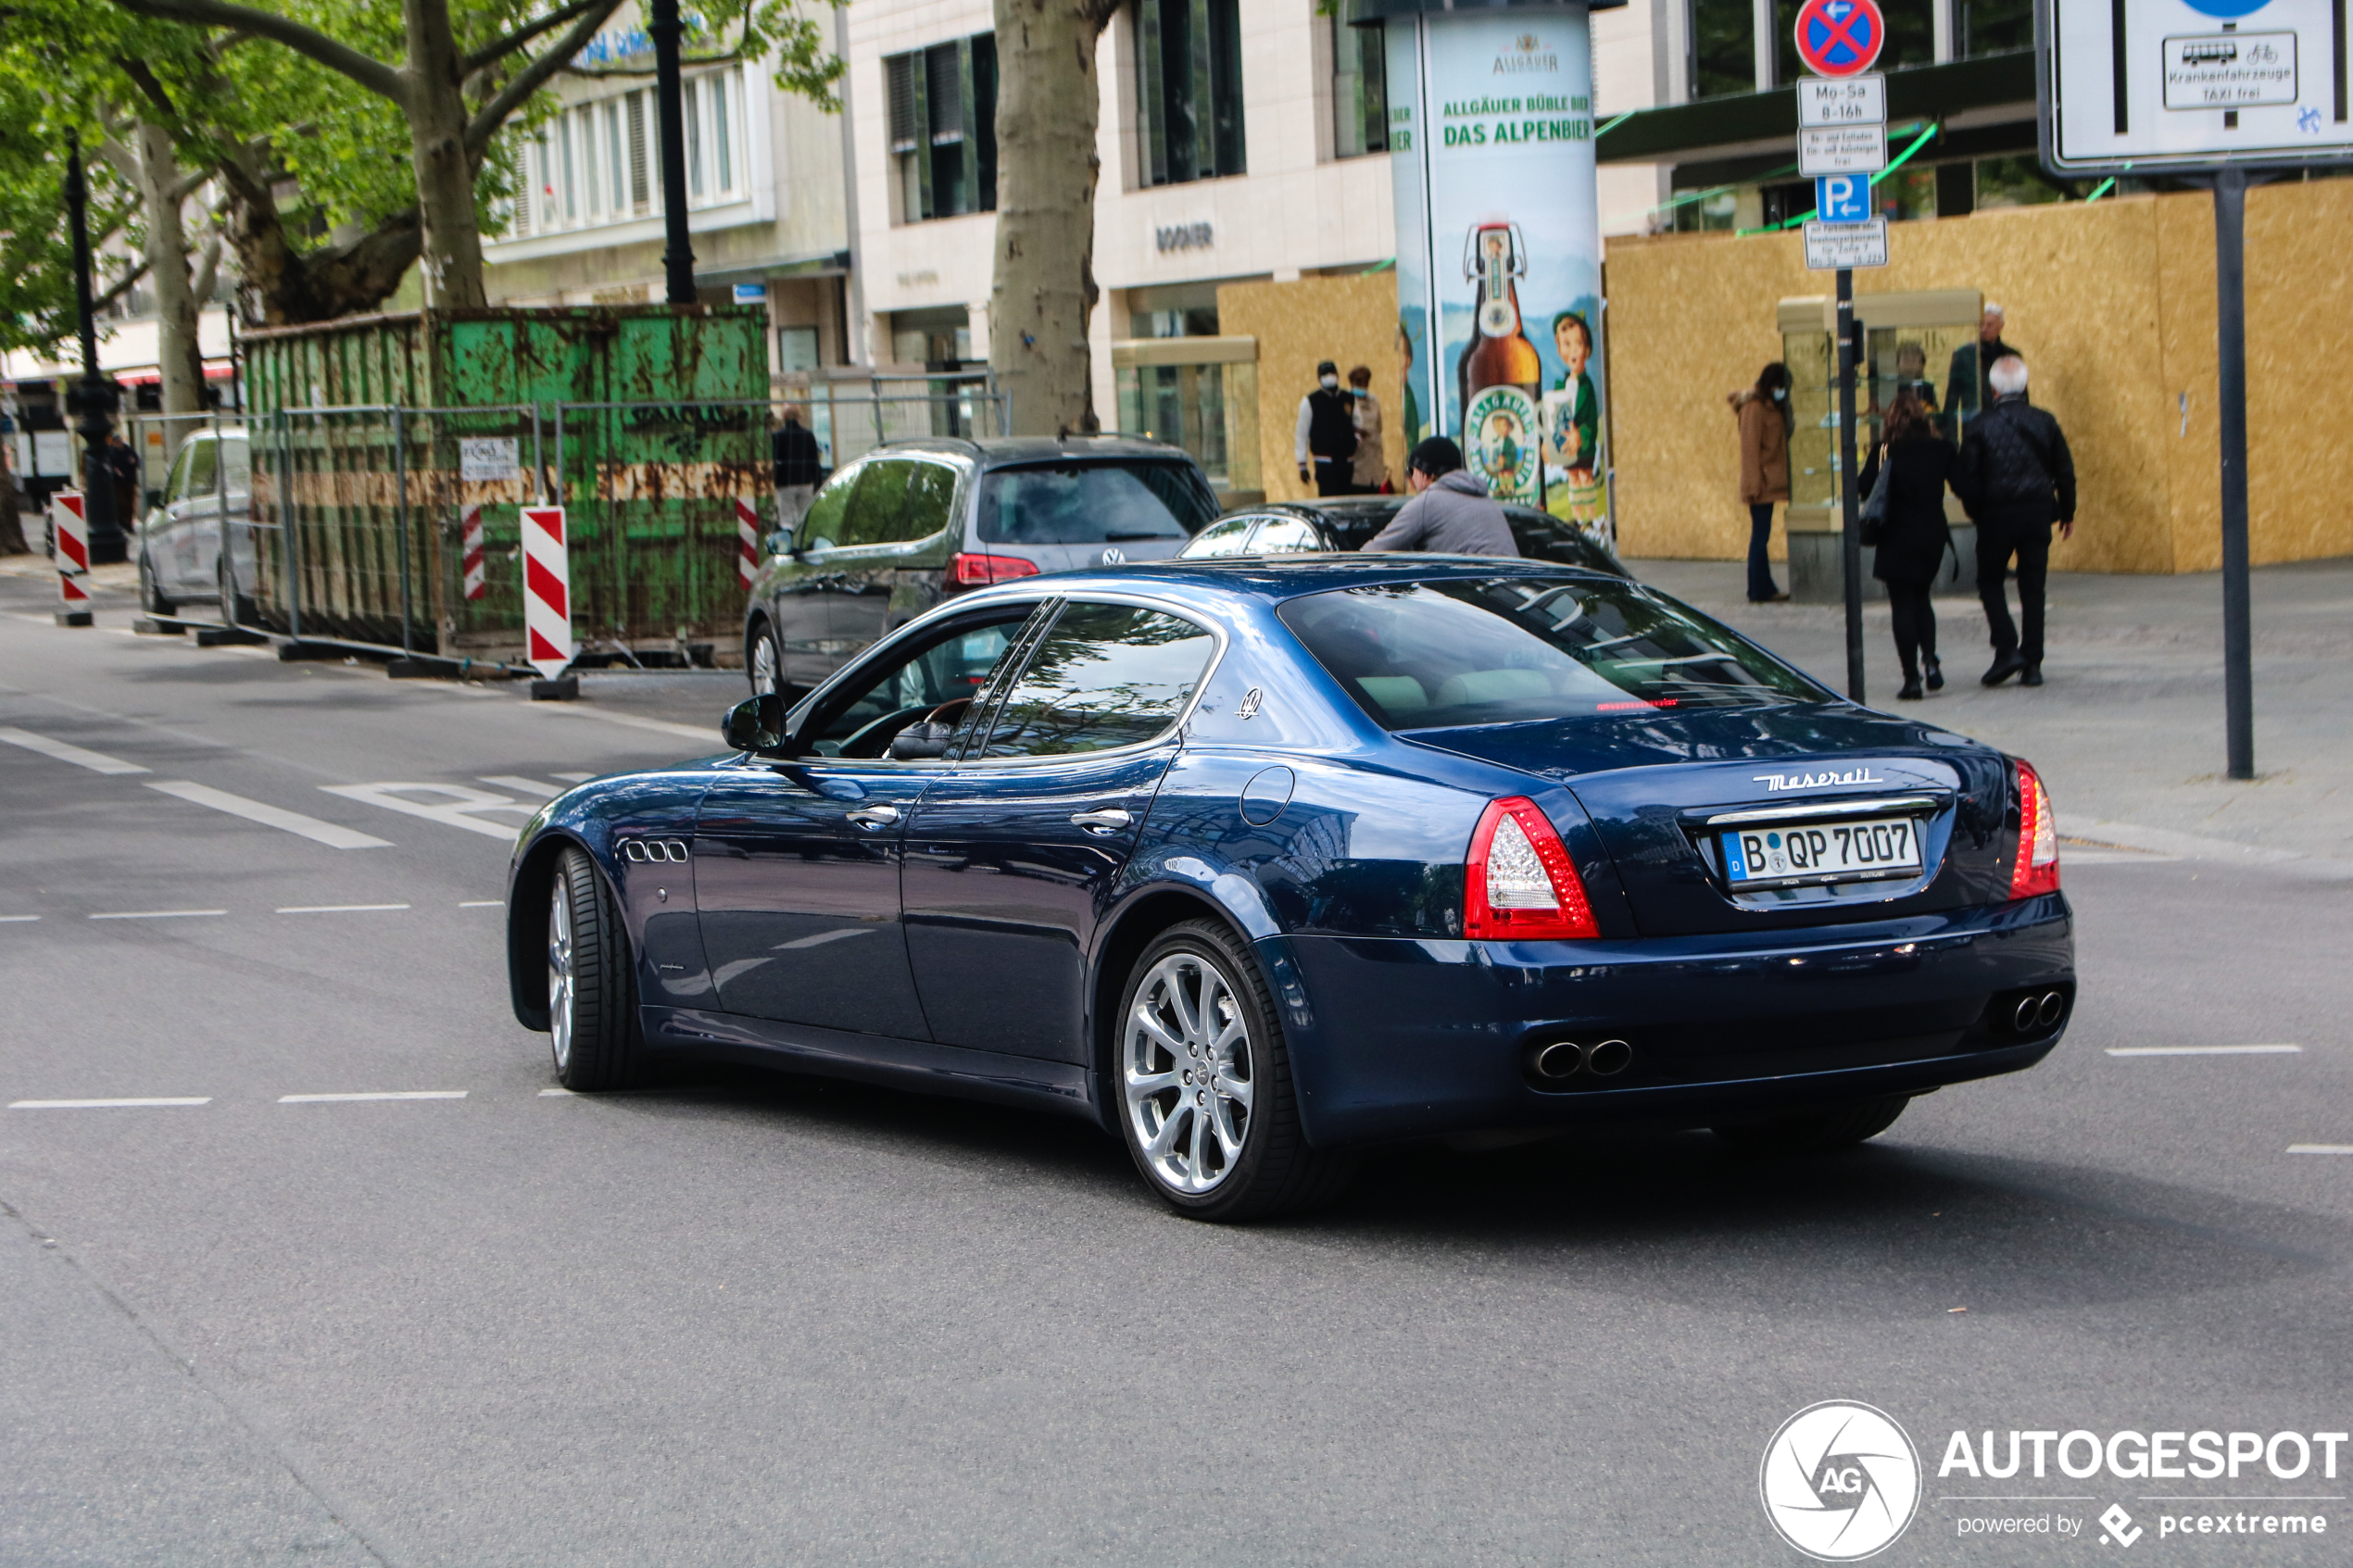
[[506, 558, 2071, 1220]]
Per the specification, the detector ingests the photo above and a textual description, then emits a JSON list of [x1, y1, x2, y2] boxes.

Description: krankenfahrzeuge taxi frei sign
[[1794, 0, 1890, 271], [2042, 0, 2353, 169]]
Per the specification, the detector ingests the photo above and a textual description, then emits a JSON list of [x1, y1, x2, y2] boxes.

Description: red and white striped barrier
[[736, 496, 761, 587], [52, 491, 90, 619], [460, 505, 485, 601], [520, 505, 572, 681]]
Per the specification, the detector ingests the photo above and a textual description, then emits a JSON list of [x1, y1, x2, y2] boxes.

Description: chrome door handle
[[1069, 808, 1132, 834], [845, 804, 901, 830]]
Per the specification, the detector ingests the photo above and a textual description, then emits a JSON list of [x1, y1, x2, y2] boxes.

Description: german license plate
[[1721, 817, 1922, 886]]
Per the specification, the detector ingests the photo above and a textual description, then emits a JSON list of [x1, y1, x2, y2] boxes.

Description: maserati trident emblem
[[1101, 546, 1126, 566]]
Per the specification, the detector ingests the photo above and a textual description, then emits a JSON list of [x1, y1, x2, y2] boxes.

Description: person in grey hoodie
[[1360, 436, 1517, 556]]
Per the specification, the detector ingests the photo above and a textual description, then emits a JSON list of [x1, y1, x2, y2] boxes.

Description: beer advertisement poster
[[1386, 6, 1610, 537]]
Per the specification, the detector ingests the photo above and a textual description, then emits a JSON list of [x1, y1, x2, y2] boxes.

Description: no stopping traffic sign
[[1793, 0, 1884, 77]]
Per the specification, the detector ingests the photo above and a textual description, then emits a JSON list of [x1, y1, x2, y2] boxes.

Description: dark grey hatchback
[[743, 434, 1218, 696]]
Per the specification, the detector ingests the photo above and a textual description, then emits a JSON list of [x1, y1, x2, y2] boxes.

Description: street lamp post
[[648, 0, 696, 307], [63, 131, 125, 565]]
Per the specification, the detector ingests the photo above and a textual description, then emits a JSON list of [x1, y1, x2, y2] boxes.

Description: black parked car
[[744, 435, 1219, 696], [1179, 495, 1628, 577]]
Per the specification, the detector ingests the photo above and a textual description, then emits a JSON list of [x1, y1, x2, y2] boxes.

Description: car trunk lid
[[1400, 706, 2015, 935]]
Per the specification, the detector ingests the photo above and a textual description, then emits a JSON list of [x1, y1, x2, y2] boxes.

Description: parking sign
[[1815, 173, 1873, 221]]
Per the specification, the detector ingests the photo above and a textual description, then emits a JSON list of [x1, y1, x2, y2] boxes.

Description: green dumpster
[[242, 305, 768, 666]]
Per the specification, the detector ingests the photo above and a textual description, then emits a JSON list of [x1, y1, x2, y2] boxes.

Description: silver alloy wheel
[[749, 627, 781, 695], [547, 875, 575, 1070], [1124, 951, 1255, 1195]]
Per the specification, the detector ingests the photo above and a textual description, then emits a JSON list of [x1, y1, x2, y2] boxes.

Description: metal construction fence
[[126, 380, 1009, 669]]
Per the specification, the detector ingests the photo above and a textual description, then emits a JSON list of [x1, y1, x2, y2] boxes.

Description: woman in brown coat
[[1730, 361, 1793, 602]]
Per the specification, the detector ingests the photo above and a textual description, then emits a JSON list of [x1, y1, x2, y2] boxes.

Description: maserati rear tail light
[[2008, 759, 2060, 898], [948, 552, 1039, 590], [1465, 797, 1600, 939]]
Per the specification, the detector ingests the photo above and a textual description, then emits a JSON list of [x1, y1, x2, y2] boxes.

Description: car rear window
[[1278, 577, 1831, 729], [975, 461, 1216, 546]]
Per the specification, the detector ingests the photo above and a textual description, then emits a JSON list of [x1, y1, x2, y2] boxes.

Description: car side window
[[1252, 517, 1322, 553], [838, 458, 956, 548], [182, 439, 218, 503], [974, 600, 1217, 759], [223, 440, 251, 499], [802, 608, 1039, 758], [799, 460, 860, 550], [1183, 515, 1263, 558], [159, 444, 195, 508]]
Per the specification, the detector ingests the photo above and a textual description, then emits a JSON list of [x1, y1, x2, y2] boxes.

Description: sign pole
[[1836, 269, 1865, 702], [2213, 167, 2253, 780]]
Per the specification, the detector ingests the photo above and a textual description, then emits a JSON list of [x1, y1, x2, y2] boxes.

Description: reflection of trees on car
[[980, 607, 1214, 756]]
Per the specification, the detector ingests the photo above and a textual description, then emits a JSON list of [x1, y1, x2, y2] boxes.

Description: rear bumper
[[1266, 895, 2073, 1148]]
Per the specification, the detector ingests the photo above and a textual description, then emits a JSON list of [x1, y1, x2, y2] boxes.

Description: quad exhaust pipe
[[1529, 1036, 1635, 1087], [2011, 990, 2068, 1033]]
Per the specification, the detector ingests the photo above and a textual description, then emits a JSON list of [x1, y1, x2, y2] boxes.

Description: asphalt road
[[3, 571, 2349, 1567]]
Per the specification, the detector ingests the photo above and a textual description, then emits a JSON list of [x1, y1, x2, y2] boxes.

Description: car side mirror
[[722, 693, 786, 753], [764, 527, 793, 558]]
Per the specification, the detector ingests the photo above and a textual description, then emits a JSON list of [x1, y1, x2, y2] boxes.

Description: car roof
[[951, 554, 1629, 613], [862, 434, 1198, 469], [1248, 496, 1561, 524]]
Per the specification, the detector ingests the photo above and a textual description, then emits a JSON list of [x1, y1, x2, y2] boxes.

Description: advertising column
[[1384, 4, 1606, 533]]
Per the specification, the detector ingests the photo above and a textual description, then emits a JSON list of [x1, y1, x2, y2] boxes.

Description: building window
[[686, 79, 705, 197], [886, 34, 999, 223], [713, 72, 733, 191], [1957, 0, 2033, 56], [504, 69, 743, 239], [1688, 0, 1755, 99], [580, 107, 601, 218], [1332, 15, 1386, 158], [1136, 0, 1245, 186], [605, 101, 625, 213], [627, 92, 649, 213]]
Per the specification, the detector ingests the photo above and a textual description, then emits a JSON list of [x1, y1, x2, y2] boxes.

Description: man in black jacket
[[1944, 303, 2019, 426], [771, 405, 825, 533], [1293, 360, 1359, 496], [1954, 357, 2076, 686]]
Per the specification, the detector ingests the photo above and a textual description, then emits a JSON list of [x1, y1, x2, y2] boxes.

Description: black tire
[[139, 550, 176, 617], [219, 557, 258, 628], [547, 846, 646, 1090], [1712, 1095, 1910, 1156], [1114, 918, 1356, 1221]]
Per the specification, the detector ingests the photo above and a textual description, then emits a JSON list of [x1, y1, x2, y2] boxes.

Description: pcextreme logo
[[1761, 1400, 1923, 1561]]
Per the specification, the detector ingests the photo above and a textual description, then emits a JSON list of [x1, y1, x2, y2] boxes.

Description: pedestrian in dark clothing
[[1294, 359, 1359, 497], [1361, 437, 1516, 556], [105, 431, 141, 530], [1944, 304, 2020, 425], [1858, 389, 1955, 700], [1730, 362, 1793, 602], [1952, 356, 2076, 687], [771, 405, 824, 533]]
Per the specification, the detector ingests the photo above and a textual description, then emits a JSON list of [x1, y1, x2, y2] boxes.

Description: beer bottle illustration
[[1457, 221, 1542, 503]]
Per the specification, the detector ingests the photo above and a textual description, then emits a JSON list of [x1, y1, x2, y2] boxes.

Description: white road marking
[[89, 909, 226, 921], [0, 915, 39, 923], [2106, 1044, 2303, 1057], [276, 903, 410, 915], [459, 899, 504, 908], [480, 774, 562, 797], [320, 782, 528, 840], [522, 703, 714, 744], [146, 782, 395, 849], [552, 771, 596, 782], [0, 726, 149, 774], [538, 1087, 579, 1097], [2287, 1145, 2353, 1156], [277, 1091, 469, 1103], [10, 1098, 210, 1110]]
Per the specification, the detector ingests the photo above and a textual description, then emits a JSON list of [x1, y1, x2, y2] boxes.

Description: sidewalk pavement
[[1631, 556, 2353, 875]]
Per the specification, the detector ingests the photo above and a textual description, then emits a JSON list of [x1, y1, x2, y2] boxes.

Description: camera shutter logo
[[1759, 1400, 1921, 1560]]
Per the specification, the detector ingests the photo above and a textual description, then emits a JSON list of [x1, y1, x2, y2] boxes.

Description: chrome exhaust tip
[[1532, 1040, 1585, 1081], [1585, 1038, 1634, 1078], [2036, 991, 2066, 1029], [2013, 995, 2043, 1033]]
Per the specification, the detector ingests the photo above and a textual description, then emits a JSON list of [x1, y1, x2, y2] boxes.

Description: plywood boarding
[[1604, 181, 2353, 572], [1218, 273, 1407, 505]]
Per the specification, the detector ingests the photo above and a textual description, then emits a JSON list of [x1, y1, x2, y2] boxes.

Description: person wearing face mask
[[1294, 358, 1360, 496], [1729, 361, 1794, 603]]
